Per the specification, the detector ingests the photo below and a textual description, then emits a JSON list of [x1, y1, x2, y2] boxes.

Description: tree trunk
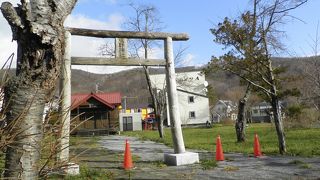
[[235, 84, 251, 142], [143, 67, 164, 138], [157, 113, 164, 138], [143, 66, 162, 136], [3, 33, 63, 178], [160, 109, 166, 138], [271, 94, 286, 154], [4, 85, 47, 178], [1, 1, 77, 178], [267, 50, 286, 154]]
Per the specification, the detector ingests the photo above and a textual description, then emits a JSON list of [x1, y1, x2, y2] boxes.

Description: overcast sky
[[0, 0, 319, 74]]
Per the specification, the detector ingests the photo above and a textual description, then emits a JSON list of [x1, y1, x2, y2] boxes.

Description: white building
[[250, 102, 273, 123], [250, 101, 285, 123], [212, 100, 237, 122], [150, 70, 210, 125], [119, 112, 142, 131]]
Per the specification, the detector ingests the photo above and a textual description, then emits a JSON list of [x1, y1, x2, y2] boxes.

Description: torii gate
[[59, 27, 199, 166]]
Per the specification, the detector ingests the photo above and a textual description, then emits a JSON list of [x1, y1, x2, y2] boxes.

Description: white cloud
[[0, 10, 128, 74], [136, 46, 164, 59], [177, 53, 196, 67], [0, 0, 19, 5], [0, 0, 18, 68], [78, 0, 118, 5], [64, 13, 133, 74], [65, 13, 124, 30], [65, 13, 123, 58], [0, 23, 17, 69]]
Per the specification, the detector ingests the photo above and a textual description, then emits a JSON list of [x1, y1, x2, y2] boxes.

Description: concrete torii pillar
[[163, 37, 199, 166], [59, 31, 79, 175], [59, 31, 71, 163]]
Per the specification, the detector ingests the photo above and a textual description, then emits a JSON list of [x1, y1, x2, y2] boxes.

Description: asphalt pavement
[[97, 135, 320, 180]]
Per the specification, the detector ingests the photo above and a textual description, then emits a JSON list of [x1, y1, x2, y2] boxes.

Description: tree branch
[[274, 0, 308, 14], [52, 0, 77, 22], [1, 2, 24, 40], [221, 66, 274, 96]]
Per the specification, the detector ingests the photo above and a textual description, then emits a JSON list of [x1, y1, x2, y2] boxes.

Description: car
[[146, 118, 154, 123]]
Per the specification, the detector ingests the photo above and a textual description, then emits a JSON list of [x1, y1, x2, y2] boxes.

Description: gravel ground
[[91, 135, 320, 179]]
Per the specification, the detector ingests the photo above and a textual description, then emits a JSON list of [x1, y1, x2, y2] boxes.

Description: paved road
[[99, 135, 320, 180]]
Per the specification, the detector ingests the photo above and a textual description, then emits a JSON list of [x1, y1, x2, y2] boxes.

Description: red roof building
[[71, 92, 121, 110], [70, 92, 122, 135]]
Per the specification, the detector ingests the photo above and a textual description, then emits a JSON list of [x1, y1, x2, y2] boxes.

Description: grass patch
[[223, 166, 239, 171], [289, 160, 305, 165], [225, 157, 235, 161], [70, 136, 100, 149], [200, 159, 217, 170], [152, 160, 167, 168], [48, 165, 115, 180], [122, 123, 320, 157], [300, 163, 312, 169], [289, 160, 312, 169]]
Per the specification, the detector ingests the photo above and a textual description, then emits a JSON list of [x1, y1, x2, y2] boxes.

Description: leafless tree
[[301, 22, 320, 111], [0, 0, 77, 178], [123, 3, 165, 138], [209, 0, 308, 153]]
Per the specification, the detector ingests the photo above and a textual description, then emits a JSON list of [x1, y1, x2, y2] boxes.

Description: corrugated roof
[[94, 92, 121, 104], [71, 92, 121, 110]]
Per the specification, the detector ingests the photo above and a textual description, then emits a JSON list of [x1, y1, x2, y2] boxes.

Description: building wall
[[178, 91, 210, 124], [212, 100, 238, 122], [122, 108, 151, 120], [109, 108, 120, 130], [251, 106, 272, 123], [119, 112, 142, 131], [213, 103, 228, 117], [71, 105, 120, 131], [150, 71, 210, 125]]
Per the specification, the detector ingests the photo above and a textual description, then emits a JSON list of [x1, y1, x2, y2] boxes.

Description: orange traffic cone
[[123, 139, 133, 170], [254, 133, 262, 157], [215, 135, 225, 161]]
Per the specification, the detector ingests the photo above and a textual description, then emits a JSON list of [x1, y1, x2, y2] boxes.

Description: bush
[[284, 107, 319, 128], [220, 118, 235, 125]]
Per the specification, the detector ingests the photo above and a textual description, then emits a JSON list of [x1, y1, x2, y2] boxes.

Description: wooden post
[[115, 38, 128, 58], [59, 31, 71, 163], [164, 37, 186, 154]]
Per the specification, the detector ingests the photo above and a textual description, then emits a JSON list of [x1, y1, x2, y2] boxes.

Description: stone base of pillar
[[61, 163, 80, 175], [164, 152, 199, 166]]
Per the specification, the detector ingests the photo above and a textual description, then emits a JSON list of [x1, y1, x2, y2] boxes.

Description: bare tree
[[98, 3, 188, 138], [302, 22, 320, 110], [123, 3, 166, 138], [209, 0, 308, 153], [1, 0, 77, 178]]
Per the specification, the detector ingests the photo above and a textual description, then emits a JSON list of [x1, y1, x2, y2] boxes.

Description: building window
[[189, 111, 196, 119], [188, 96, 194, 103]]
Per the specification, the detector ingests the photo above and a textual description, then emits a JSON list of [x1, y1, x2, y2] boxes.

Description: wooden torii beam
[[71, 57, 166, 66], [65, 27, 189, 40], [66, 27, 189, 67]]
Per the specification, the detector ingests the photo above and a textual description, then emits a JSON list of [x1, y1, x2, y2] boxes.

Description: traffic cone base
[[216, 135, 225, 161], [254, 133, 262, 157], [123, 139, 133, 170]]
